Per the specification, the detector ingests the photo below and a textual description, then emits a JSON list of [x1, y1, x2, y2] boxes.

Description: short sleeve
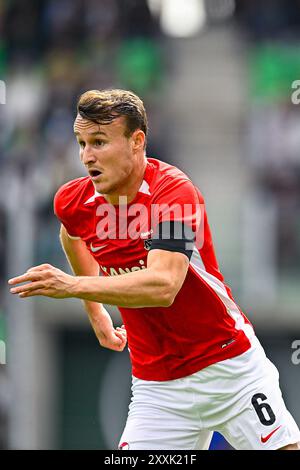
[[151, 177, 202, 236], [53, 184, 81, 239]]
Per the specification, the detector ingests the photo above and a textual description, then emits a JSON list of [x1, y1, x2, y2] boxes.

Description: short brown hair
[[77, 89, 148, 141]]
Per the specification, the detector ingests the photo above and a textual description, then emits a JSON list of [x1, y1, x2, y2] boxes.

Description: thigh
[[217, 357, 300, 450], [118, 376, 213, 450], [119, 415, 213, 450]]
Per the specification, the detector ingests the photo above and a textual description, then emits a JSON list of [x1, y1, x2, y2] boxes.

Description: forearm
[[9, 238, 187, 313], [60, 230, 177, 308], [72, 267, 174, 308]]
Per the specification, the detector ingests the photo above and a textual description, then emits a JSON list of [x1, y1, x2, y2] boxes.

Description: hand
[[8, 263, 77, 299], [98, 325, 127, 352]]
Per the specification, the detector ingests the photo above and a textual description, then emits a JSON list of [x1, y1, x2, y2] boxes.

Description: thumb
[[114, 329, 126, 342]]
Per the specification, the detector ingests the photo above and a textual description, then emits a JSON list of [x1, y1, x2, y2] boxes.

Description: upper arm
[[60, 224, 80, 241], [144, 178, 200, 300], [60, 224, 100, 277], [147, 248, 189, 300]]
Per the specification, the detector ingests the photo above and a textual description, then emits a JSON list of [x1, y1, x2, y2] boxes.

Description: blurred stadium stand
[[0, 0, 299, 449]]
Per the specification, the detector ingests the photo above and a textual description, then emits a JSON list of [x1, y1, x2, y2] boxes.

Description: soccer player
[[8, 89, 300, 450]]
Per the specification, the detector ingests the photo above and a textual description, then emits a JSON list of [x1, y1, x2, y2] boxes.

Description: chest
[[80, 202, 153, 275]]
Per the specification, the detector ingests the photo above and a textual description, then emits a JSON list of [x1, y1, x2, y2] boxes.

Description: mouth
[[88, 169, 102, 181]]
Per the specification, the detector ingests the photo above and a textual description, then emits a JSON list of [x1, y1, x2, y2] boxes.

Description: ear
[[131, 129, 145, 152]]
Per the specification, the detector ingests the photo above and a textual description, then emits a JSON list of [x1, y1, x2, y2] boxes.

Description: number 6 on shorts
[[251, 393, 276, 426]]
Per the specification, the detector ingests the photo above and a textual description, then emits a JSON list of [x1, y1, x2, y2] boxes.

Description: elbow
[[146, 268, 183, 308], [159, 295, 175, 307], [157, 281, 177, 307]]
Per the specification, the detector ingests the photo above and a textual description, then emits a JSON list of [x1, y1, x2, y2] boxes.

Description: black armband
[[149, 221, 195, 260]]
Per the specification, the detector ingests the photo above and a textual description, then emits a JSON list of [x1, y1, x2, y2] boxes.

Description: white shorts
[[119, 336, 300, 450]]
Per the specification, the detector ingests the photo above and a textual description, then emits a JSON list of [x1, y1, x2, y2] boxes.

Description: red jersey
[[54, 158, 254, 381]]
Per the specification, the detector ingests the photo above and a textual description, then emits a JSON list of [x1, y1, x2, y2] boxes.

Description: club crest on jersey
[[140, 229, 153, 251], [144, 238, 152, 251]]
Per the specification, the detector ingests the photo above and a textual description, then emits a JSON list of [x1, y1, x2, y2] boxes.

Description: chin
[[93, 181, 113, 195], [92, 181, 104, 193]]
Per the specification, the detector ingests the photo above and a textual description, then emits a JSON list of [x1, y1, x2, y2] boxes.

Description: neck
[[104, 156, 147, 205]]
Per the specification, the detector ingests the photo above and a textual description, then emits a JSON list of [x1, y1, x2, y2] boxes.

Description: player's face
[[74, 115, 138, 195]]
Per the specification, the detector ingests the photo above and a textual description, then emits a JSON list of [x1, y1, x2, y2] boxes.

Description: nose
[[82, 144, 97, 165]]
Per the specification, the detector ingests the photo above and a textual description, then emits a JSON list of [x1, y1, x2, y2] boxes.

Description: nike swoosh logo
[[260, 425, 282, 443], [90, 243, 108, 253]]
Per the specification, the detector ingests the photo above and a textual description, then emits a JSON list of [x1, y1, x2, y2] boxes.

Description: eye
[[78, 141, 85, 148], [94, 139, 105, 147]]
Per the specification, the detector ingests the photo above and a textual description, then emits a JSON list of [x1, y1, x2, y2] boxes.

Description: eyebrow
[[74, 131, 108, 136]]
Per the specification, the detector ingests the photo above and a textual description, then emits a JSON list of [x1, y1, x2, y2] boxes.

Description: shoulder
[[147, 157, 204, 204], [148, 157, 190, 181], [54, 176, 93, 215]]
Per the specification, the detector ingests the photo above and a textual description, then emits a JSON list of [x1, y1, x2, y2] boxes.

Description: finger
[[107, 331, 124, 344], [8, 273, 41, 286], [116, 328, 127, 337], [19, 289, 48, 298], [113, 335, 126, 348], [8, 264, 53, 284], [114, 329, 125, 337], [114, 330, 127, 342], [114, 338, 123, 346], [118, 329, 127, 338], [26, 264, 53, 273], [116, 325, 126, 331], [8, 273, 28, 285], [10, 281, 44, 295], [106, 337, 122, 346]]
